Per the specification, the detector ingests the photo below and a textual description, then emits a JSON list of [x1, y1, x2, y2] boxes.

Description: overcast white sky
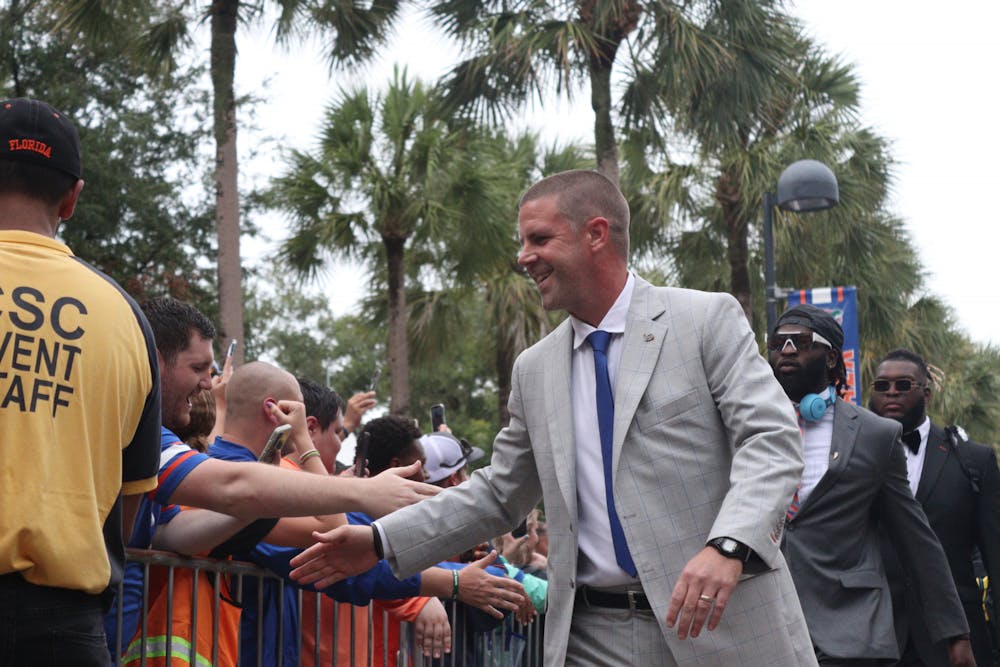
[[237, 0, 999, 347]]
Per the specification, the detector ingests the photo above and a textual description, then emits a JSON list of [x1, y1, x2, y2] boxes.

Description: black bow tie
[[901, 430, 922, 454]]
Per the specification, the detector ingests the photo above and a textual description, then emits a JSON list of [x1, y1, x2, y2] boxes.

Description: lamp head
[[776, 159, 839, 212]]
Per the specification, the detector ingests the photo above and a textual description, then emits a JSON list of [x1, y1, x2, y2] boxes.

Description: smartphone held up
[[430, 403, 445, 432], [354, 431, 371, 478], [259, 424, 292, 465]]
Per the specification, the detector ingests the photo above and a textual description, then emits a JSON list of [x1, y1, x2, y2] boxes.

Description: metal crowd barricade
[[114, 549, 544, 666]]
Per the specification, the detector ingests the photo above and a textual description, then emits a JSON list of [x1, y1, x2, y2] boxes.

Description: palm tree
[[429, 0, 787, 185], [628, 25, 1000, 440], [406, 132, 590, 425], [57, 0, 404, 361], [270, 69, 513, 414]]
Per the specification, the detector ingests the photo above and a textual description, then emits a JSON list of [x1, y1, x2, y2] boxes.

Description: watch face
[[720, 538, 739, 553]]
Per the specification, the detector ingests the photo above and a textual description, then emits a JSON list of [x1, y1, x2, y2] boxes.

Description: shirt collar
[[208, 435, 256, 462], [570, 271, 635, 350], [0, 229, 73, 255]]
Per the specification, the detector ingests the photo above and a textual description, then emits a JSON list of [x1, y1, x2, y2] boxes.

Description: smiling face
[[517, 195, 595, 319], [869, 359, 929, 432], [768, 324, 836, 402], [159, 332, 214, 432]]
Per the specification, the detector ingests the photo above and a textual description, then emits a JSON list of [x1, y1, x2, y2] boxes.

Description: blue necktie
[[587, 330, 637, 577]]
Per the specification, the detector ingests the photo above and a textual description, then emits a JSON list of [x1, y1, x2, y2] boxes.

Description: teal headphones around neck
[[799, 386, 836, 423]]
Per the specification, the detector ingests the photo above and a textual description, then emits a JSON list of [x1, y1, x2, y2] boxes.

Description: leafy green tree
[[930, 340, 1000, 446], [431, 0, 789, 185], [245, 273, 502, 448], [58, 0, 406, 361], [405, 132, 591, 425], [2, 0, 218, 314], [270, 69, 514, 415], [625, 23, 1000, 443]]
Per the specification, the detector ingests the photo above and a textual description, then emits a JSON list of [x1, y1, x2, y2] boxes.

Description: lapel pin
[[643, 333, 654, 342], [832, 451, 839, 460]]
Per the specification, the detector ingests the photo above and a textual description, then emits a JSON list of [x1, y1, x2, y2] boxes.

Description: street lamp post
[[763, 159, 840, 336]]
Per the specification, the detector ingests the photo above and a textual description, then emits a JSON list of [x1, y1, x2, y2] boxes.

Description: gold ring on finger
[[698, 594, 715, 603]]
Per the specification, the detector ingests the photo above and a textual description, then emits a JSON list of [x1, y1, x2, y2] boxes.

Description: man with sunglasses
[[768, 304, 972, 666], [871, 349, 1000, 667]]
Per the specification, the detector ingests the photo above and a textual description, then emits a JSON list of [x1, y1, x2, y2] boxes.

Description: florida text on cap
[[1, 98, 82, 179]]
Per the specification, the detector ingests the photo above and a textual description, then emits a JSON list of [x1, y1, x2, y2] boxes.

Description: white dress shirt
[[798, 399, 834, 506], [569, 272, 638, 587], [903, 417, 931, 496], [380, 272, 639, 587]]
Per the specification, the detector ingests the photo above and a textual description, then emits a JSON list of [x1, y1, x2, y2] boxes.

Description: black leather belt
[[576, 586, 652, 611]]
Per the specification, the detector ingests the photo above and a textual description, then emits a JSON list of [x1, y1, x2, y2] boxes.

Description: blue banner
[[786, 286, 860, 405]]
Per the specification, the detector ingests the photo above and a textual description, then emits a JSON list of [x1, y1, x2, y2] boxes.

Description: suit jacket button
[[569, 580, 575, 589]]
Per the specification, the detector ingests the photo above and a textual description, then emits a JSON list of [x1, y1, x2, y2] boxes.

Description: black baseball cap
[[0, 98, 81, 179]]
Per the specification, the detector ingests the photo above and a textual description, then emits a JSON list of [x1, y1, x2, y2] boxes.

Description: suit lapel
[[797, 400, 859, 516], [544, 321, 578, 518], [916, 423, 948, 503], [612, 279, 667, 476]]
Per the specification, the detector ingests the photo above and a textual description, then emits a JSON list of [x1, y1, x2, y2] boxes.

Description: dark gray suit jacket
[[781, 400, 968, 660], [882, 422, 1000, 666]]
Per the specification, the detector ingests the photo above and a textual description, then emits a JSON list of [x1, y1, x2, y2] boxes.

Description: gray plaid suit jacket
[[380, 278, 816, 665]]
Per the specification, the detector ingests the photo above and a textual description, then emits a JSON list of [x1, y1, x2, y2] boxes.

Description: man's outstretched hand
[[456, 551, 529, 619], [290, 525, 376, 589], [360, 461, 440, 518]]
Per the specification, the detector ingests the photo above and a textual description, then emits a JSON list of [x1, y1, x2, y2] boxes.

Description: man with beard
[[769, 304, 972, 666], [871, 349, 1000, 666]]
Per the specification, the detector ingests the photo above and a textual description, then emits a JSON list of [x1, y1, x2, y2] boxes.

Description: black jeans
[[0, 572, 111, 666]]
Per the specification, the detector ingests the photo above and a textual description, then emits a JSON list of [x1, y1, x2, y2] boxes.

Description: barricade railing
[[114, 549, 544, 666]]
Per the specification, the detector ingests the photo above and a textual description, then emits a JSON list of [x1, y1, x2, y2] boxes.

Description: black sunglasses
[[871, 379, 924, 393]]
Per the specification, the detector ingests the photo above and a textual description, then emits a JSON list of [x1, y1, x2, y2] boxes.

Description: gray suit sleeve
[[701, 293, 804, 568], [380, 354, 544, 578]]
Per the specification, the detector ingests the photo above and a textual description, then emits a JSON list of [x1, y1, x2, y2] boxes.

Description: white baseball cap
[[420, 432, 485, 483]]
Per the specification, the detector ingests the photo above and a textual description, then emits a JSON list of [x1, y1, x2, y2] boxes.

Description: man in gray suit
[[291, 170, 815, 665], [768, 304, 973, 666]]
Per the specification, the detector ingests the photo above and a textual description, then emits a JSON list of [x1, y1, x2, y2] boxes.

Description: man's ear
[[262, 398, 279, 423], [305, 415, 320, 435], [57, 179, 85, 222], [827, 349, 839, 369], [584, 216, 611, 250]]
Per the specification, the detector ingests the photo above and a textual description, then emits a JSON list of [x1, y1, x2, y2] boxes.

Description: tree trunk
[[716, 169, 753, 323], [8, 0, 24, 97], [589, 61, 619, 187], [582, 0, 641, 187], [384, 236, 410, 415], [210, 0, 243, 361]]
